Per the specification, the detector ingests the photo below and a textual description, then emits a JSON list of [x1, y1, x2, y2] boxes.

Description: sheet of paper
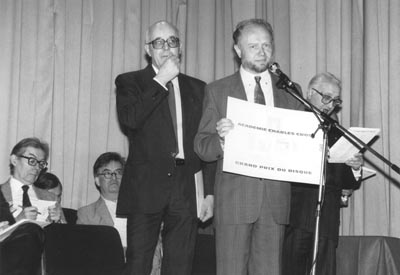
[[223, 97, 324, 185], [362, 167, 377, 181], [30, 198, 56, 222], [328, 127, 380, 163], [0, 218, 49, 242], [114, 217, 127, 248], [194, 170, 204, 217]]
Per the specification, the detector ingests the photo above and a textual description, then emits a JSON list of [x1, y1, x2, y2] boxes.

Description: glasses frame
[[97, 169, 123, 180], [145, 36, 180, 49], [312, 88, 343, 105], [19, 155, 48, 169]]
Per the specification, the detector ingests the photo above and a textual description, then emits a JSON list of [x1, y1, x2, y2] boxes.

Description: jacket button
[[167, 173, 172, 177]]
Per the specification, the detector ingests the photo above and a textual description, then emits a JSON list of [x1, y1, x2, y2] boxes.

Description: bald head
[[144, 20, 181, 70], [145, 21, 179, 43], [307, 72, 342, 115]]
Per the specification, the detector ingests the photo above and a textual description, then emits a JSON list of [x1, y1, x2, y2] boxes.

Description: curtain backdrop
[[1, 0, 399, 237]]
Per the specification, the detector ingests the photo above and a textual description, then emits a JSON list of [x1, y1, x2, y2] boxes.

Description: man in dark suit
[[34, 171, 77, 224], [282, 72, 363, 275], [1, 137, 65, 223], [0, 173, 44, 275], [194, 19, 303, 275], [115, 20, 215, 275]]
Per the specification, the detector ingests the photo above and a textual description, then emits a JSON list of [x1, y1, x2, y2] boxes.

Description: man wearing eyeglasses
[[77, 152, 163, 274], [282, 73, 363, 275], [0, 137, 65, 274], [77, 153, 127, 243], [1, 137, 64, 223], [115, 20, 215, 275]]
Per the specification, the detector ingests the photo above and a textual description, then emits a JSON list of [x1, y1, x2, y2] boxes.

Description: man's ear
[[233, 44, 242, 59], [307, 89, 313, 100], [10, 154, 17, 166], [94, 177, 100, 188], [178, 41, 183, 56], [145, 44, 151, 57]]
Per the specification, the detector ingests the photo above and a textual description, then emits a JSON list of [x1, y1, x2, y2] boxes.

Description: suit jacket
[[289, 127, 359, 243], [1, 179, 67, 223], [194, 71, 304, 225], [115, 65, 215, 216], [77, 197, 114, 226], [0, 188, 15, 225], [62, 208, 77, 224]]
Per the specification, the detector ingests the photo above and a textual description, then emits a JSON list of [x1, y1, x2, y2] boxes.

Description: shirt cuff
[[153, 77, 168, 90], [352, 166, 362, 180]]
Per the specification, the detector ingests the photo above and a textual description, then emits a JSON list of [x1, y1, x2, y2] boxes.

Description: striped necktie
[[254, 76, 266, 105]]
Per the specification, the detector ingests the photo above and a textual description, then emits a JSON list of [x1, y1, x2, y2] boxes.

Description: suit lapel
[[270, 72, 290, 108], [95, 198, 114, 226], [1, 180, 12, 202], [230, 72, 248, 101], [220, 72, 247, 117], [146, 65, 172, 122], [144, 65, 177, 145]]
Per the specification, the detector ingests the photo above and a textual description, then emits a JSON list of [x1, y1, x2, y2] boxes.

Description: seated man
[[77, 152, 162, 274], [34, 172, 77, 224], [0, 171, 44, 274], [1, 137, 65, 224]]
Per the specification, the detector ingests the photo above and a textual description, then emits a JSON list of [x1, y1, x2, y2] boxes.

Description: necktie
[[254, 76, 266, 105], [167, 81, 178, 154], [22, 185, 32, 207]]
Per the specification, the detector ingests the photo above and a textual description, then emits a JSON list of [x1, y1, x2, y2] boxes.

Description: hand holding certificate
[[328, 127, 380, 163], [223, 97, 324, 185]]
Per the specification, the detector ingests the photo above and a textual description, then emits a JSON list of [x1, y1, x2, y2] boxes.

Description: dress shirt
[[239, 66, 274, 107], [152, 65, 185, 159], [10, 177, 38, 217], [102, 196, 127, 248]]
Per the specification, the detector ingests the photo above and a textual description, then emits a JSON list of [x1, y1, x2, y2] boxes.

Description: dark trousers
[[124, 168, 198, 275], [282, 225, 336, 275], [0, 223, 45, 275]]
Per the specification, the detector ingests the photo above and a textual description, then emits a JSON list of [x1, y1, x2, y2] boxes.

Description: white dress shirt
[[102, 196, 127, 248], [10, 177, 38, 217], [239, 66, 274, 107], [153, 65, 185, 159]]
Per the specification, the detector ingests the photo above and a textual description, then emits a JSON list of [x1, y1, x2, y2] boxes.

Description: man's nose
[[326, 101, 334, 109], [258, 48, 266, 56], [162, 41, 170, 50]]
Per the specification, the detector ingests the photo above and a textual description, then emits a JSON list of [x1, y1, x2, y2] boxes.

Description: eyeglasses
[[146, 36, 180, 49], [312, 88, 342, 105], [98, 169, 123, 179], [19, 155, 48, 169]]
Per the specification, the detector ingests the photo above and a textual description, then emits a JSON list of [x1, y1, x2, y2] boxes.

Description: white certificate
[[223, 97, 323, 185], [328, 127, 380, 163]]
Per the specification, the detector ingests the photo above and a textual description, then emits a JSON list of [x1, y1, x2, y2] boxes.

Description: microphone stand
[[273, 76, 400, 275]]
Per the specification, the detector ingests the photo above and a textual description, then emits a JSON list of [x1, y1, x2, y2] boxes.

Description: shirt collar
[[239, 65, 271, 86], [101, 195, 117, 205], [10, 176, 30, 188]]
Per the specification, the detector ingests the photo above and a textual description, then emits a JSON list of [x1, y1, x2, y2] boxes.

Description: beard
[[242, 60, 269, 73]]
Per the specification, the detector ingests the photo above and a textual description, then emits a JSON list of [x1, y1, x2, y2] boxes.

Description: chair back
[[43, 223, 125, 275]]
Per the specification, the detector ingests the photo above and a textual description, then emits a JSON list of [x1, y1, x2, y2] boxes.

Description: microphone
[[268, 62, 294, 88]]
